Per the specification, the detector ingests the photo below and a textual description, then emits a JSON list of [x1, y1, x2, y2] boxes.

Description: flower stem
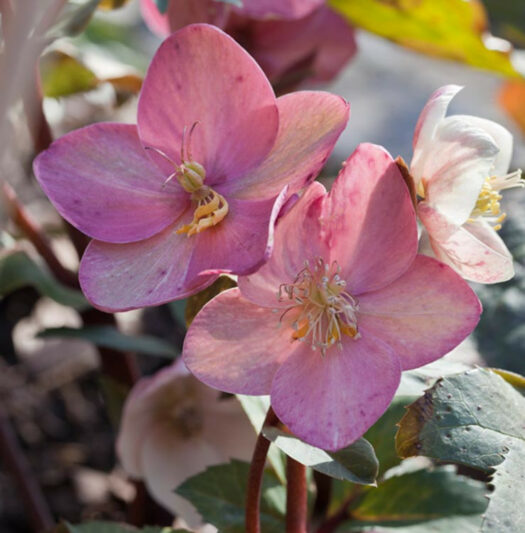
[[0, 407, 54, 531], [246, 406, 279, 533], [286, 457, 308, 533]]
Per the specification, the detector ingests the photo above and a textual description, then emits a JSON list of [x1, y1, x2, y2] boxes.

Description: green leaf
[[98, 0, 132, 9], [349, 466, 487, 525], [396, 368, 525, 533], [337, 515, 483, 532], [236, 395, 286, 483], [262, 427, 378, 485], [40, 51, 98, 98], [364, 396, 413, 476], [154, 0, 169, 14], [481, 446, 525, 532], [176, 460, 285, 533], [47, 0, 101, 40], [185, 275, 237, 327], [483, 0, 525, 47], [329, 0, 520, 78], [38, 326, 178, 358], [0, 250, 88, 310], [60, 521, 190, 532]]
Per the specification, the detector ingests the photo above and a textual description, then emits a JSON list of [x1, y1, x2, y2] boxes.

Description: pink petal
[[201, 397, 256, 461], [141, 423, 223, 526], [419, 203, 514, 283], [34, 123, 185, 243], [248, 6, 356, 86], [138, 24, 278, 183], [141, 0, 228, 36], [185, 192, 286, 278], [183, 288, 297, 395], [358, 255, 481, 371], [116, 361, 191, 477], [452, 114, 513, 176], [238, 182, 327, 307], [79, 217, 216, 312], [412, 85, 462, 154], [239, 0, 324, 19], [226, 91, 349, 200], [415, 116, 499, 225], [325, 143, 418, 294], [270, 336, 401, 451]]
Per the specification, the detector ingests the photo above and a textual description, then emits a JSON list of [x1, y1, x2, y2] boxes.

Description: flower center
[[146, 122, 229, 236], [169, 403, 203, 439], [278, 258, 360, 356], [469, 172, 523, 230]]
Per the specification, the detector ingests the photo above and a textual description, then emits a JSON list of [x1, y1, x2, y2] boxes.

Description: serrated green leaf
[[330, 0, 520, 78], [350, 466, 487, 525], [38, 326, 178, 358], [337, 514, 483, 532], [481, 445, 525, 532], [176, 460, 285, 533], [0, 250, 88, 310], [396, 368, 525, 533], [40, 51, 98, 98], [263, 427, 378, 485], [236, 395, 286, 483]]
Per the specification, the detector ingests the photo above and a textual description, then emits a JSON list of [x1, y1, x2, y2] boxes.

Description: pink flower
[[183, 143, 482, 451], [117, 360, 256, 527], [34, 24, 348, 311], [141, 0, 356, 90], [411, 85, 523, 284]]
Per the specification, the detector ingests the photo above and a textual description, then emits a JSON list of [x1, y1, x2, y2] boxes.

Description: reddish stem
[[315, 491, 359, 533], [246, 407, 280, 533], [1, 182, 79, 288], [286, 457, 308, 533], [0, 408, 54, 531]]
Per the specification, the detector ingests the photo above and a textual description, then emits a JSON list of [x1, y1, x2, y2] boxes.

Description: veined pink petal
[[270, 337, 401, 451], [138, 24, 278, 182], [324, 143, 418, 294], [358, 255, 482, 371], [183, 288, 297, 395], [141, 423, 223, 527], [185, 192, 286, 279], [238, 182, 327, 308], [34, 123, 185, 243], [79, 217, 216, 312], [227, 91, 349, 200], [412, 85, 462, 155], [239, 0, 324, 19], [141, 0, 228, 36], [452, 114, 513, 176], [419, 203, 514, 283], [415, 116, 499, 226], [249, 6, 356, 86]]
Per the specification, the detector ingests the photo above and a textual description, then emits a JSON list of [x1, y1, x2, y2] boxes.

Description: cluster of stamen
[[146, 122, 229, 236], [277, 258, 360, 356], [469, 172, 523, 230]]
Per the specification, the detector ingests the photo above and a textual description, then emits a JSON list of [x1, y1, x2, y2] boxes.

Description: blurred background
[[1, 0, 525, 530]]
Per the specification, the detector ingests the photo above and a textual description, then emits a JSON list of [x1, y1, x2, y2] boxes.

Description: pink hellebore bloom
[[183, 143, 482, 451], [117, 360, 255, 527], [411, 85, 523, 284], [34, 24, 348, 311], [141, 0, 356, 90]]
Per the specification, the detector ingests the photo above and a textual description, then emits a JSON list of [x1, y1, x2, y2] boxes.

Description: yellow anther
[[469, 177, 507, 230], [177, 187, 229, 236]]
